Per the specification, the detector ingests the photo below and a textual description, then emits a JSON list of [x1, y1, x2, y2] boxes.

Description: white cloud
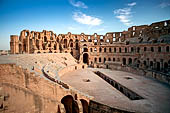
[[73, 12, 103, 26], [114, 2, 136, 26], [159, 2, 170, 8], [69, 0, 88, 8], [128, 2, 136, 7]]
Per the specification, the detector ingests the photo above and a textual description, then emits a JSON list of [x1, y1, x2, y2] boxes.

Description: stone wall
[[0, 64, 90, 113], [89, 100, 135, 113]]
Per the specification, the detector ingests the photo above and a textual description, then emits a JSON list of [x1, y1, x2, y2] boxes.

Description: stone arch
[[94, 57, 97, 63], [108, 57, 111, 61], [61, 95, 79, 113], [128, 58, 132, 65], [44, 36, 47, 42], [123, 58, 126, 65], [109, 48, 112, 52], [64, 39, 67, 48], [83, 48, 88, 52], [83, 53, 89, 64], [80, 99, 88, 113], [125, 47, 127, 53], [70, 39, 73, 47]]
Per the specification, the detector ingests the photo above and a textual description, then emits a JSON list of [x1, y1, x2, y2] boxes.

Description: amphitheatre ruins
[[0, 20, 170, 113]]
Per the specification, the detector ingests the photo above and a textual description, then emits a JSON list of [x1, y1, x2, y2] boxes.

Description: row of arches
[[89, 46, 170, 53], [61, 95, 88, 113]]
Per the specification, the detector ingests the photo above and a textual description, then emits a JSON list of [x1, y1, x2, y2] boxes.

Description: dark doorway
[[64, 39, 67, 48], [83, 53, 89, 64], [61, 95, 79, 113], [123, 58, 126, 65], [19, 44, 22, 53], [80, 99, 88, 113], [157, 62, 160, 71]]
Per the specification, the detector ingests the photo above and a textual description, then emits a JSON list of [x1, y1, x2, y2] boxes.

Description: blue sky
[[0, 0, 170, 50]]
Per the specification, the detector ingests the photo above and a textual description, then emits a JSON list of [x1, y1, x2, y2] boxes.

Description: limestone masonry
[[10, 20, 170, 73], [3, 19, 170, 113]]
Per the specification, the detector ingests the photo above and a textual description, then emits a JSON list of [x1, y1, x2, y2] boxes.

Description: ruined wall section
[[0, 64, 90, 113]]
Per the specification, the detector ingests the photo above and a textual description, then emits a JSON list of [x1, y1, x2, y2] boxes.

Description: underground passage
[[94, 71, 144, 100]]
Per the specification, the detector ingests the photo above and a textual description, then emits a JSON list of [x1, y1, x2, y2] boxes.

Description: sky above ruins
[[0, 0, 170, 50]]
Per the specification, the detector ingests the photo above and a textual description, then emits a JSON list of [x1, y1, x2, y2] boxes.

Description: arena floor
[[61, 68, 170, 113]]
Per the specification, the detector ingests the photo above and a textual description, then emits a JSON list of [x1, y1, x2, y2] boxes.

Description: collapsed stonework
[[10, 20, 170, 76]]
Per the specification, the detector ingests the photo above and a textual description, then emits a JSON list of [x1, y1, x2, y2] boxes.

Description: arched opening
[[83, 48, 88, 52], [119, 48, 121, 53], [61, 95, 79, 113], [99, 57, 101, 62], [80, 99, 88, 113], [131, 47, 134, 52], [125, 47, 127, 53], [157, 62, 160, 71], [109, 48, 112, 52], [64, 39, 67, 48], [83, 53, 89, 64], [70, 43, 73, 47], [123, 58, 126, 65], [106, 65, 109, 69], [70, 39, 73, 47], [94, 58, 97, 63], [54, 45, 57, 50], [44, 36, 47, 42], [104, 48, 106, 52], [108, 58, 111, 61], [128, 58, 132, 65]]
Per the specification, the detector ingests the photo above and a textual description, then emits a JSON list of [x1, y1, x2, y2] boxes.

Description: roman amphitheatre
[[0, 20, 170, 113]]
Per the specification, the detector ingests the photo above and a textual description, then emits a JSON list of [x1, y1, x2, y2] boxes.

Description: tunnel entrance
[[80, 99, 88, 113], [83, 53, 89, 64], [61, 95, 79, 113]]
